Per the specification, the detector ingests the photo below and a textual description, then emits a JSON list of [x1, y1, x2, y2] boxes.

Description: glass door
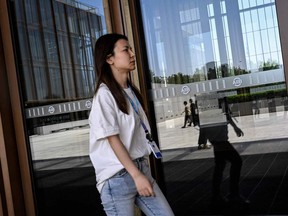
[[8, 0, 106, 215], [138, 0, 288, 215]]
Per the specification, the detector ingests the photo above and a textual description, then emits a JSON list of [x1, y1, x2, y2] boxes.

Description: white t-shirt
[[89, 83, 151, 192]]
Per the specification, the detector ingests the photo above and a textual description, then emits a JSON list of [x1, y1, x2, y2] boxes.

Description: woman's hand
[[133, 172, 155, 197], [107, 135, 155, 197]]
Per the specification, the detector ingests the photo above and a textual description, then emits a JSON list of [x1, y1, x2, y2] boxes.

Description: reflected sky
[[77, 0, 106, 33], [140, 0, 282, 78], [77, 0, 104, 15]]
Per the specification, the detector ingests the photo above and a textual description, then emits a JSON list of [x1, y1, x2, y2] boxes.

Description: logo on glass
[[48, 106, 55, 114], [181, 85, 190, 95], [85, 100, 92, 109], [233, 77, 242, 87]]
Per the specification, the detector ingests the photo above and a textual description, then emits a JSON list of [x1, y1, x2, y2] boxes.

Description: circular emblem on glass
[[233, 77, 242, 87], [85, 100, 92, 109], [48, 106, 55, 114], [181, 85, 190, 95]]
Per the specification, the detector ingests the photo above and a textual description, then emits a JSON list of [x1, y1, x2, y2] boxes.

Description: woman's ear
[[106, 54, 113, 65]]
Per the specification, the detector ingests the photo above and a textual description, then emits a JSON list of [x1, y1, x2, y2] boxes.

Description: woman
[[89, 33, 174, 216]]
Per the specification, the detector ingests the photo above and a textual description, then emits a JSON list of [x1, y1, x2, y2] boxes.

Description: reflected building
[[140, 0, 286, 122], [13, 0, 104, 134]]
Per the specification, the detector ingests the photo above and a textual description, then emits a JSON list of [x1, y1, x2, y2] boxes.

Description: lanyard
[[124, 88, 153, 141], [124, 87, 162, 159]]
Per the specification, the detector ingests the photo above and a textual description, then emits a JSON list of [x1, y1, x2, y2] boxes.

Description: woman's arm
[[107, 135, 155, 197]]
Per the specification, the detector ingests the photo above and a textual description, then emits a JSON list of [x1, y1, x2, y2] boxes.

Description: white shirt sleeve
[[90, 86, 120, 140]]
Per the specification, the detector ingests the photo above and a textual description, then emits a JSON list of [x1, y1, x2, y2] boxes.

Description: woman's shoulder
[[98, 83, 109, 91], [94, 83, 115, 104], [97, 83, 112, 95]]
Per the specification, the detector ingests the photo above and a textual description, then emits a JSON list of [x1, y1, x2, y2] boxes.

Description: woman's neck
[[112, 69, 129, 88], [117, 76, 128, 89]]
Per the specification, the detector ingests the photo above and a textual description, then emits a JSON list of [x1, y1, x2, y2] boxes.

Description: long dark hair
[[93, 33, 144, 114]]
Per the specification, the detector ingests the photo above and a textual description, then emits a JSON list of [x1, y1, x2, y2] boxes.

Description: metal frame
[[0, 0, 36, 215]]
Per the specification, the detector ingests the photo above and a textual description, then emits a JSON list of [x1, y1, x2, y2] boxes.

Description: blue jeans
[[100, 157, 174, 216]]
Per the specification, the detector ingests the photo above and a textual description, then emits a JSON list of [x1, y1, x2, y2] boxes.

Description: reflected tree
[[259, 60, 279, 71], [166, 72, 192, 84]]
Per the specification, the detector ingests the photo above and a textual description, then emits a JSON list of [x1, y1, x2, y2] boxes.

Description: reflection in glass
[[141, 0, 282, 80], [140, 0, 284, 126], [140, 0, 288, 215], [11, 0, 106, 214]]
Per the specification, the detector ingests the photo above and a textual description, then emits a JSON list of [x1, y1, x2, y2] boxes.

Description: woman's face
[[107, 39, 135, 73]]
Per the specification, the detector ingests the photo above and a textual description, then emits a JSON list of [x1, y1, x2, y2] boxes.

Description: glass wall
[[139, 0, 288, 215], [10, 0, 106, 215]]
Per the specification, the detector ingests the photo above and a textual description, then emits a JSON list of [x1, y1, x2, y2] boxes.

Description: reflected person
[[189, 98, 198, 127], [181, 101, 191, 128], [199, 99, 249, 209]]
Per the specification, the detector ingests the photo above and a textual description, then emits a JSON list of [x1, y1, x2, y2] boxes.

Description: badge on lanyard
[[148, 141, 162, 159], [146, 132, 162, 159]]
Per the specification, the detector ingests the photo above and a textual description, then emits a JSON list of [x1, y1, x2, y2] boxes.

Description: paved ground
[[158, 111, 288, 149], [30, 110, 288, 165]]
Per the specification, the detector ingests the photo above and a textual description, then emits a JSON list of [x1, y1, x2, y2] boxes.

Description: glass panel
[[53, 1, 67, 31], [58, 34, 72, 64], [39, 0, 54, 27], [140, 0, 288, 215], [10, 0, 106, 214]]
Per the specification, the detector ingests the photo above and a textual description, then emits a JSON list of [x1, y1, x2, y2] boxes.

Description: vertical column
[[106, 0, 124, 34], [0, 0, 36, 215], [213, 1, 228, 66], [226, 1, 247, 69]]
